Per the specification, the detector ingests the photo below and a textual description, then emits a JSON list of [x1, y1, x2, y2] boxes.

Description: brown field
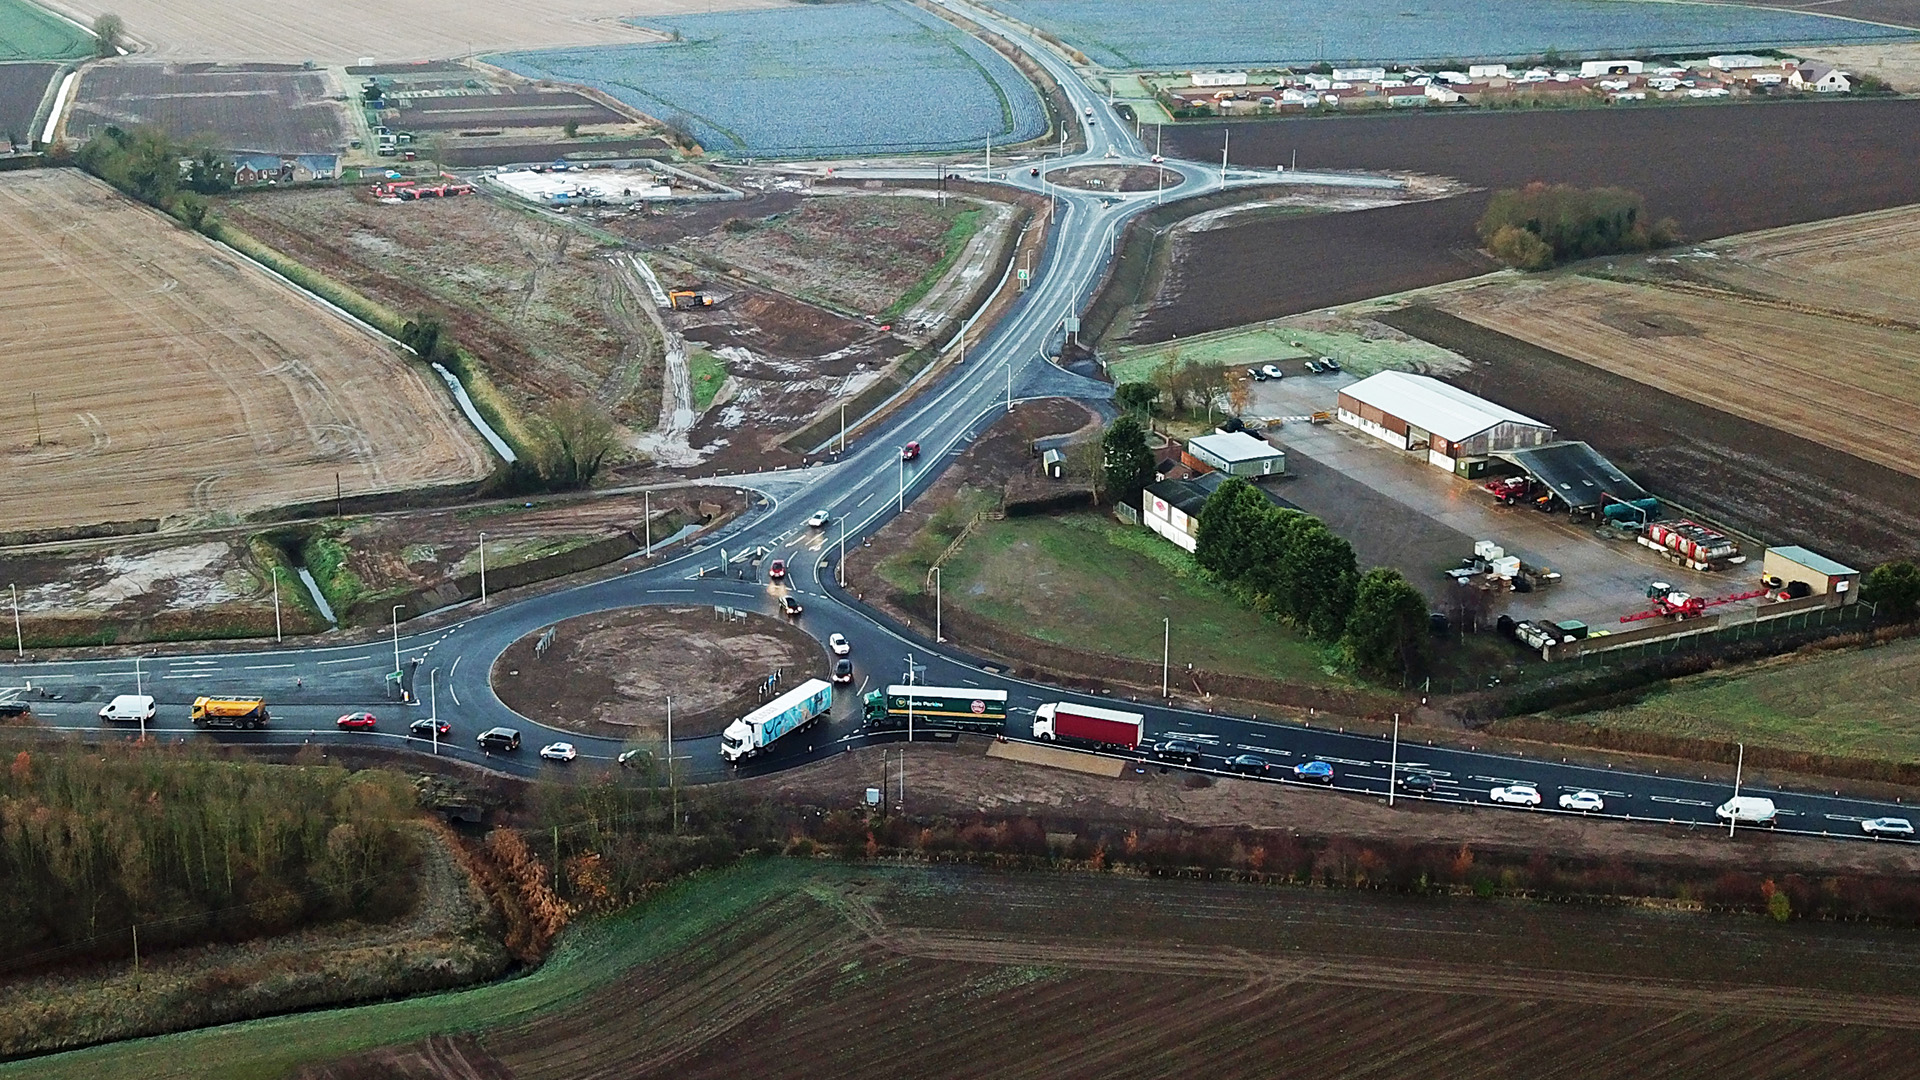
[[66, 61, 347, 154], [0, 170, 489, 533], [306, 860, 1920, 1080], [0, 62, 56, 146], [38, 0, 786, 65], [1435, 275, 1920, 481]]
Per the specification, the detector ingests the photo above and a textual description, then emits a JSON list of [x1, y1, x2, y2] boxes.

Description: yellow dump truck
[[190, 697, 269, 730]]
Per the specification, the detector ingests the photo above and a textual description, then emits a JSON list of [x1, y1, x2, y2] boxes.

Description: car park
[[768, 559, 786, 580], [1559, 790, 1605, 813], [1226, 754, 1270, 775], [477, 727, 521, 752], [807, 510, 830, 528], [1396, 772, 1436, 794], [1293, 760, 1335, 784], [833, 658, 854, 684], [901, 442, 920, 461], [1151, 740, 1201, 766], [1863, 817, 1914, 837], [781, 595, 804, 616], [539, 741, 578, 762], [829, 633, 851, 656], [410, 718, 452, 739], [1489, 784, 1541, 806], [335, 711, 378, 731]]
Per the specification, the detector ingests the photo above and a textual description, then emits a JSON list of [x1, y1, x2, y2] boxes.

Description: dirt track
[[1145, 99, 1920, 342], [0, 170, 490, 533]]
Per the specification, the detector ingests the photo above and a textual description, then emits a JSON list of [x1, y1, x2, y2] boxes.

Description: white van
[[1715, 795, 1778, 826], [99, 694, 157, 723]]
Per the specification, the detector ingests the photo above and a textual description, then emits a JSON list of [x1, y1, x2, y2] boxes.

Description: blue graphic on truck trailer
[[720, 678, 834, 762]]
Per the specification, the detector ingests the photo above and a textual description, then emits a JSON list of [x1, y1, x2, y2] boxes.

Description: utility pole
[[429, 668, 439, 753], [985, 135, 991, 173], [131, 925, 139, 992], [1161, 616, 1170, 698], [271, 566, 282, 643], [1729, 741, 1744, 838], [1388, 713, 1400, 806], [668, 695, 677, 831], [10, 584, 20, 658], [479, 532, 487, 603]]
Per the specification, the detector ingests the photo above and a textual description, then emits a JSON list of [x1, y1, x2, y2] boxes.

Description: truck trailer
[[863, 685, 1008, 734], [1032, 701, 1144, 752], [721, 678, 833, 763], [190, 696, 269, 729]]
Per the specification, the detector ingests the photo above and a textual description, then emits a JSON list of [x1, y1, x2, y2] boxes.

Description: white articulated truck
[[720, 678, 834, 763]]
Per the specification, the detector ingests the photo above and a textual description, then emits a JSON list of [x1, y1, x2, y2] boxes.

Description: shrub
[[1477, 182, 1680, 269]]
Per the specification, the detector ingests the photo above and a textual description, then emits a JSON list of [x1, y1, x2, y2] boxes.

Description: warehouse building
[[1186, 431, 1285, 477], [1762, 546, 1859, 603], [1337, 371, 1556, 473]]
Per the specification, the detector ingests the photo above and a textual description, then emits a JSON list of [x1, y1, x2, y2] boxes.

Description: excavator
[[669, 290, 716, 310]]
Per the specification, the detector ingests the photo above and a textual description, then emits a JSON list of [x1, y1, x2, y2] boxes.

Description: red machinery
[[1620, 581, 1769, 622], [1483, 475, 1550, 508], [1640, 519, 1737, 570]]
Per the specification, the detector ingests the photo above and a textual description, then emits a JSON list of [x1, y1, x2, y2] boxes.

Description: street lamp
[[479, 531, 488, 604], [898, 450, 906, 512], [428, 668, 439, 753], [839, 402, 847, 453], [10, 584, 20, 658], [927, 566, 943, 643], [1729, 741, 1744, 838], [837, 519, 847, 588], [904, 654, 916, 743], [391, 604, 405, 697], [271, 566, 282, 643], [667, 694, 676, 831], [1388, 713, 1401, 807], [1161, 616, 1169, 698]]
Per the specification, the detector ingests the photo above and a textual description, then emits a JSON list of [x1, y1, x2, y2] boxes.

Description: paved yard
[[1245, 373, 1732, 628]]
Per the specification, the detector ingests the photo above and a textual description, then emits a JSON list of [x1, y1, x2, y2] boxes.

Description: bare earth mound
[[492, 605, 827, 739], [0, 170, 490, 533]]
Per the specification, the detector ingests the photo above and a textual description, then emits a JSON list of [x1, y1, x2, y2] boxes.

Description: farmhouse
[[1185, 430, 1285, 477], [1761, 545, 1860, 602], [1790, 63, 1851, 92], [1337, 370, 1555, 472]]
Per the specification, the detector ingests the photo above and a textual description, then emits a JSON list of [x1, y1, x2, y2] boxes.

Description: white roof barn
[[1335, 370, 1556, 469]]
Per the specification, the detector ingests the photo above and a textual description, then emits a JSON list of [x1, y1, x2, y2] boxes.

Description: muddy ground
[[1147, 99, 1920, 342], [1381, 304, 1920, 569], [1049, 164, 1182, 192], [491, 606, 827, 741]]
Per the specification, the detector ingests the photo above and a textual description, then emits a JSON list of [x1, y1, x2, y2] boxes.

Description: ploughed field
[[0, 62, 57, 144], [291, 862, 1920, 1080], [1144, 99, 1920, 343], [0, 170, 490, 534], [66, 62, 348, 155]]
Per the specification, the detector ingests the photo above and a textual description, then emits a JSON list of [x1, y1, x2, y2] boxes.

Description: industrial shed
[[1762, 545, 1859, 603], [1336, 371, 1556, 472], [1187, 431, 1285, 476], [1495, 441, 1650, 513]]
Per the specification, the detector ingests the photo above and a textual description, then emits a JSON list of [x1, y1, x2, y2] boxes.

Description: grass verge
[[689, 348, 727, 412], [882, 207, 985, 322]]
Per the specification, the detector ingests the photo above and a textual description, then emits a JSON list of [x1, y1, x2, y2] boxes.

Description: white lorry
[[720, 678, 833, 763], [1715, 795, 1778, 827]]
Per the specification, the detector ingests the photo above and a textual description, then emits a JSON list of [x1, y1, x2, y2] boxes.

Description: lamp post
[[898, 450, 906, 512], [1161, 616, 1169, 698], [479, 531, 487, 604], [904, 655, 915, 743], [928, 567, 943, 643], [271, 566, 282, 643], [837, 519, 847, 588], [1729, 741, 1744, 838], [667, 695, 676, 831], [1388, 713, 1401, 807], [391, 604, 405, 697], [12, 583, 22, 657], [429, 667, 438, 753], [136, 655, 146, 742], [839, 403, 847, 453]]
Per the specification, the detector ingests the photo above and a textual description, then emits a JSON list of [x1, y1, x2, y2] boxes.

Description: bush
[[1477, 182, 1679, 269], [1486, 224, 1553, 270], [1863, 561, 1920, 622]]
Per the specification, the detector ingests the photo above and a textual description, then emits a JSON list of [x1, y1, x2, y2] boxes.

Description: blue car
[[1293, 760, 1335, 784]]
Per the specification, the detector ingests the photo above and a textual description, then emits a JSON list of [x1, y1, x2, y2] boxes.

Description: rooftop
[[1768, 545, 1858, 577], [1189, 430, 1283, 463], [1497, 441, 1649, 510], [1340, 370, 1551, 443]]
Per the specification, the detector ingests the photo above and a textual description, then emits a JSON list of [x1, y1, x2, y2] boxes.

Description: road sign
[[1017, 268, 1029, 283]]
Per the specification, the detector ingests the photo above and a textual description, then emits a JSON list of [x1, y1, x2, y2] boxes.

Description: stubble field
[[0, 170, 490, 533]]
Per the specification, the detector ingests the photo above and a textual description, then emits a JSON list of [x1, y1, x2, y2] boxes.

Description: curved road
[[5, 10, 1914, 849]]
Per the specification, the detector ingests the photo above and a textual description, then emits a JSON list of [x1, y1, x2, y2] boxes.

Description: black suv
[[477, 727, 521, 752], [1396, 772, 1436, 794], [1151, 740, 1202, 766]]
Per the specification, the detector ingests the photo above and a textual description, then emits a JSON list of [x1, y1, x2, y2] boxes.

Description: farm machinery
[[1619, 581, 1768, 623], [1483, 475, 1550, 509], [372, 176, 475, 201]]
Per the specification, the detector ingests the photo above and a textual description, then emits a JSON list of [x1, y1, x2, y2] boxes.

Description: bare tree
[[539, 399, 618, 490]]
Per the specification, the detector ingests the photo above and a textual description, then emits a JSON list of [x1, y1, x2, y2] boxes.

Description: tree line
[[0, 744, 418, 972], [72, 125, 235, 231], [1477, 182, 1679, 270]]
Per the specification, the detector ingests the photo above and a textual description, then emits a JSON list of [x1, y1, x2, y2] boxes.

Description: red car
[[336, 712, 378, 731], [902, 441, 921, 461], [769, 558, 787, 580]]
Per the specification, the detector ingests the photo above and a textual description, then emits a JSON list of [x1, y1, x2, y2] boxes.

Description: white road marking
[[653, 589, 694, 594], [168, 660, 218, 667], [1234, 744, 1291, 757], [1559, 786, 1632, 798], [1827, 813, 1869, 823], [449, 656, 462, 678], [1650, 795, 1713, 807], [244, 664, 295, 670], [856, 492, 875, 507], [317, 655, 371, 666], [1317, 756, 1373, 767], [163, 672, 221, 679]]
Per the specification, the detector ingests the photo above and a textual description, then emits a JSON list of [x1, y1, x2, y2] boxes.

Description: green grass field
[[0, 0, 92, 60], [896, 512, 1338, 683], [689, 348, 727, 412], [1585, 637, 1920, 763], [8, 860, 820, 1080], [1105, 322, 1458, 384]]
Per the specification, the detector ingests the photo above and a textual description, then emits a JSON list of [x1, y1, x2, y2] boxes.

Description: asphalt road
[[3, 2, 1913, 850]]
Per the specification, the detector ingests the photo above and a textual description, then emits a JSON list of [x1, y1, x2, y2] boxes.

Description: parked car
[[833, 658, 854, 684], [1151, 740, 1201, 766], [768, 559, 786, 580], [1559, 790, 1605, 813], [1396, 772, 1436, 794], [410, 718, 452, 739], [335, 712, 378, 731], [1247, 367, 1267, 382], [807, 510, 830, 528], [901, 441, 921, 461], [1320, 356, 1341, 371], [1305, 360, 1323, 374], [477, 727, 521, 752], [1489, 784, 1541, 807], [1863, 817, 1915, 837], [617, 747, 653, 768], [829, 633, 851, 656], [1293, 760, 1335, 784], [781, 594, 804, 616], [1259, 364, 1285, 380], [1226, 754, 1270, 775], [539, 742, 578, 763]]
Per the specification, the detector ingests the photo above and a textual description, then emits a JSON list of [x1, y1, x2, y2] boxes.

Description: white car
[[829, 633, 851, 656], [1558, 790, 1605, 813], [539, 742, 578, 762], [1863, 817, 1914, 837], [807, 510, 830, 528], [1259, 364, 1285, 380], [1489, 784, 1541, 807]]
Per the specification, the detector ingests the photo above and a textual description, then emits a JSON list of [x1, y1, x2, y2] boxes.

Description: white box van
[[1715, 795, 1778, 826], [99, 694, 157, 723]]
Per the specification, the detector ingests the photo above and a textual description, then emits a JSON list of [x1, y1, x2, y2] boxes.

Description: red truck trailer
[[1032, 701, 1144, 751]]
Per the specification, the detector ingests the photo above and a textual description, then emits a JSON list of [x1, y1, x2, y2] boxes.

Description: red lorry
[[1031, 701, 1144, 752]]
